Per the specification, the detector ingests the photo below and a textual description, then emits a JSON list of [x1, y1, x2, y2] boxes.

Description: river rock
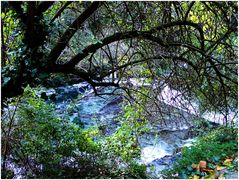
[[40, 92, 48, 100], [100, 96, 123, 114], [224, 170, 238, 179], [151, 155, 177, 166], [49, 94, 56, 101], [146, 154, 182, 178], [55, 88, 79, 103]]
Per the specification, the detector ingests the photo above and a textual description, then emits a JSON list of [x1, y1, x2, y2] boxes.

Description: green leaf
[[207, 163, 216, 169], [39, 73, 48, 79], [187, 165, 193, 172], [179, 172, 188, 179], [212, 156, 220, 163], [1, 12, 5, 18]]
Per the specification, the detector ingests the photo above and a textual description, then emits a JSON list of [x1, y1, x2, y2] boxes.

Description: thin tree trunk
[[1, 19, 7, 66]]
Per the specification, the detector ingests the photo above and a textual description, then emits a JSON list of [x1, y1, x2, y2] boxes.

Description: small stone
[[40, 92, 48, 100]]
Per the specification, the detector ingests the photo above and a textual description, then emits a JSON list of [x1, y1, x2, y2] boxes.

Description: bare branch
[[47, 2, 101, 66], [63, 20, 205, 69], [50, 1, 73, 23]]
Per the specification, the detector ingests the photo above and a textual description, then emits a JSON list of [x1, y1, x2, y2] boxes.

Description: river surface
[[6, 80, 237, 178], [36, 81, 201, 178]]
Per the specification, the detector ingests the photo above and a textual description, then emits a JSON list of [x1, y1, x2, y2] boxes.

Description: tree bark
[[36, 1, 55, 16], [1, 19, 7, 66]]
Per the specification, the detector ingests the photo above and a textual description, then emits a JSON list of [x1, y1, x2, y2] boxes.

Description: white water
[[159, 84, 237, 125], [5, 80, 236, 178], [159, 85, 199, 115], [118, 78, 237, 126], [141, 144, 172, 164]]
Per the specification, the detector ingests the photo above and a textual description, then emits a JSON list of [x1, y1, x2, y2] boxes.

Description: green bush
[[128, 162, 147, 178], [98, 101, 148, 178], [191, 117, 219, 136], [3, 85, 100, 178], [2, 85, 148, 178], [163, 127, 238, 179]]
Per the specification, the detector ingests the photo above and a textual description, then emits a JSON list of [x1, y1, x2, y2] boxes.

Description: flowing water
[[5, 80, 237, 178], [36, 81, 199, 178]]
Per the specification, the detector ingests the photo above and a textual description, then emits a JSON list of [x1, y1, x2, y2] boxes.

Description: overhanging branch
[[64, 20, 205, 69], [50, 1, 73, 23], [36, 1, 55, 16], [47, 1, 101, 66]]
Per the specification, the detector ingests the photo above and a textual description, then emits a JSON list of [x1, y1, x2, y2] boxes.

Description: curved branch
[[63, 20, 205, 69], [149, 20, 204, 50], [50, 1, 73, 23], [99, 55, 198, 79], [63, 30, 143, 68], [47, 1, 101, 66], [206, 22, 237, 53]]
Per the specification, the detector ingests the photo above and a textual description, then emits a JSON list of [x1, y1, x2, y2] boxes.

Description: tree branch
[[184, 2, 195, 21], [36, 1, 55, 16], [50, 1, 73, 23], [62, 20, 205, 69], [149, 20, 204, 50], [98, 55, 198, 79], [47, 1, 101, 66]]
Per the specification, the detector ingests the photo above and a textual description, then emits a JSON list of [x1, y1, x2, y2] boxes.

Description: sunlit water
[[141, 144, 172, 164]]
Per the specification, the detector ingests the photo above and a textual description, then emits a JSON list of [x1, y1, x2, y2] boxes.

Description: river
[[35, 81, 206, 178], [5, 80, 237, 178]]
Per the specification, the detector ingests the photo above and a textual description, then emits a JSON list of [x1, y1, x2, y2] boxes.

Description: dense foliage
[[1, 86, 147, 178], [2, 1, 237, 121], [1, 1, 238, 179], [163, 127, 238, 179]]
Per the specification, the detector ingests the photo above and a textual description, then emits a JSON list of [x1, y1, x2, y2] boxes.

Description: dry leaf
[[203, 168, 214, 173], [216, 165, 226, 171], [223, 158, 233, 166], [199, 161, 207, 169], [193, 175, 199, 179]]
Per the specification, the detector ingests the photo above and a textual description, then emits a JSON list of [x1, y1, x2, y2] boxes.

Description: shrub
[[163, 127, 238, 179], [2, 85, 148, 178], [2, 85, 100, 178]]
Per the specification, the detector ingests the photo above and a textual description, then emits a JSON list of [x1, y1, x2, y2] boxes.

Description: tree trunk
[[1, 18, 7, 66]]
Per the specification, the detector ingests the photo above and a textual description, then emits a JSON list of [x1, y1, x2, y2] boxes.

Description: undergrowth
[[162, 127, 238, 179]]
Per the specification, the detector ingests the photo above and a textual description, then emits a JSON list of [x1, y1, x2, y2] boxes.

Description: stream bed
[[37, 81, 200, 178], [6, 81, 236, 178]]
